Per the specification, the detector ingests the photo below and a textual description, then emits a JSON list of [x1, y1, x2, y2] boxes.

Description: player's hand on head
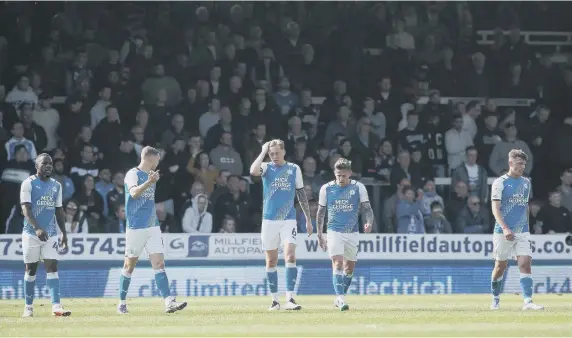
[[36, 228, 48, 242], [261, 141, 271, 154]]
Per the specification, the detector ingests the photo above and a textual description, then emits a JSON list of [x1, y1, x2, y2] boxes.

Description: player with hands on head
[[117, 146, 187, 314], [250, 139, 312, 311], [20, 153, 70, 317], [489, 149, 543, 311], [316, 158, 374, 311]]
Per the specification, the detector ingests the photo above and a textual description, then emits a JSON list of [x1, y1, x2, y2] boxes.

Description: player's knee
[[151, 259, 165, 271], [285, 253, 296, 264], [123, 260, 136, 274], [44, 260, 58, 273], [266, 257, 278, 268], [25, 263, 38, 276]]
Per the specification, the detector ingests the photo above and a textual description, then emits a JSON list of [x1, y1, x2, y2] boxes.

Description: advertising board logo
[[187, 236, 209, 257], [170, 237, 185, 250]]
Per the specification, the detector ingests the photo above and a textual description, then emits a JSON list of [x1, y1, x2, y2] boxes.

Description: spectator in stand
[[273, 76, 299, 118], [209, 131, 243, 176], [410, 146, 434, 182], [0, 145, 34, 231], [537, 191, 572, 234], [105, 203, 126, 233], [33, 93, 59, 151], [548, 117, 572, 186], [396, 186, 425, 234], [58, 97, 87, 147], [397, 111, 425, 150], [70, 144, 99, 188], [556, 169, 572, 212], [214, 175, 251, 232], [284, 116, 308, 155], [474, 111, 502, 171], [452, 146, 489, 204], [420, 180, 444, 216], [219, 215, 237, 233], [361, 97, 386, 140], [445, 114, 473, 173], [157, 202, 178, 233], [52, 159, 75, 202], [66, 51, 93, 96], [460, 52, 490, 97], [324, 105, 354, 150], [19, 103, 47, 153], [205, 106, 233, 152], [107, 135, 139, 172], [353, 116, 381, 167], [5, 122, 37, 161], [424, 201, 453, 234], [462, 101, 480, 140], [446, 180, 469, 227], [90, 86, 112, 129], [243, 122, 269, 169], [489, 123, 534, 177], [5, 74, 38, 109], [456, 195, 490, 234], [210, 170, 230, 205], [92, 104, 123, 159], [383, 177, 411, 233], [95, 168, 114, 217], [529, 200, 544, 235], [188, 152, 218, 195], [62, 199, 89, 234], [106, 171, 125, 218], [424, 112, 447, 177], [141, 62, 182, 106], [72, 174, 104, 232], [199, 97, 221, 138], [134, 107, 156, 146], [390, 149, 423, 190], [369, 139, 395, 182], [161, 113, 190, 150], [301, 156, 325, 196], [527, 105, 553, 197], [287, 137, 309, 167], [182, 193, 213, 233]]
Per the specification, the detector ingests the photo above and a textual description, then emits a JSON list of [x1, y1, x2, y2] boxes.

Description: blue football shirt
[[124, 168, 158, 229], [261, 162, 304, 221], [318, 180, 369, 233], [20, 175, 62, 237], [491, 174, 531, 234]]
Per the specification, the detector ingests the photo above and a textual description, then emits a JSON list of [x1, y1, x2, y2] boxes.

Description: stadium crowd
[[1, 2, 572, 235]]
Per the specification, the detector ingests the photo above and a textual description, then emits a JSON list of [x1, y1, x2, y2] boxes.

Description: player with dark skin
[[21, 154, 68, 286]]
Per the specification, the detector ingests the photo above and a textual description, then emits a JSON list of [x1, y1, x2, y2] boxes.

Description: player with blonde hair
[[250, 139, 313, 311]]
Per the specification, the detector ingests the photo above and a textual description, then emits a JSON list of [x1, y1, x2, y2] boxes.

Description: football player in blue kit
[[20, 153, 70, 317], [490, 149, 543, 311], [316, 158, 374, 311], [250, 140, 313, 311]]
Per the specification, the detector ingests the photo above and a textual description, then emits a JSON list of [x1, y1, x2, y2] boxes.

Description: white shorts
[[493, 232, 532, 261], [125, 226, 165, 258], [327, 231, 359, 262], [22, 234, 59, 264], [261, 220, 297, 251]]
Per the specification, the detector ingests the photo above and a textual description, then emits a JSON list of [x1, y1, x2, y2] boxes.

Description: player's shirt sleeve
[[318, 184, 327, 207], [20, 178, 32, 204], [260, 162, 268, 176], [295, 164, 304, 189], [357, 182, 370, 203], [125, 170, 139, 191], [526, 178, 532, 201], [55, 182, 63, 208], [491, 178, 503, 201]]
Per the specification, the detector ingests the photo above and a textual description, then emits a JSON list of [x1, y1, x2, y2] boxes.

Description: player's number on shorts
[[292, 228, 297, 239]]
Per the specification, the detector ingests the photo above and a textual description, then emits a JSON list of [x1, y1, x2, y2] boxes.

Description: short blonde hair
[[334, 157, 352, 171], [141, 146, 160, 158], [508, 149, 528, 162], [268, 139, 285, 149]]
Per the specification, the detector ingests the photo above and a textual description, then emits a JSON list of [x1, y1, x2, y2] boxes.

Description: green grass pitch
[[0, 295, 570, 337]]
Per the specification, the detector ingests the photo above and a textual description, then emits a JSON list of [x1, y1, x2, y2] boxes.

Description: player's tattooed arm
[[360, 201, 375, 225], [316, 204, 326, 235], [296, 188, 312, 219], [55, 207, 67, 236]]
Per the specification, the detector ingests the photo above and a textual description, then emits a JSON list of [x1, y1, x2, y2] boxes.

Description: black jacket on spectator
[[214, 191, 251, 233], [23, 123, 48, 153], [93, 119, 123, 157], [538, 204, 572, 233], [390, 164, 424, 190], [456, 206, 490, 234], [451, 164, 489, 203]]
